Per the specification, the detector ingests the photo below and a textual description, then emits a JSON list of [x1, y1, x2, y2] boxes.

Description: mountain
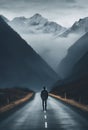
[[8, 13, 66, 34], [70, 51, 88, 79], [0, 16, 59, 90], [51, 42, 88, 105], [58, 32, 88, 78], [51, 51, 88, 105], [0, 15, 9, 23], [61, 17, 88, 37]]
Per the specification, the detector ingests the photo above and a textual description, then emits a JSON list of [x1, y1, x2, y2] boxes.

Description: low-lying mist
[[21, 33, 81, 71]]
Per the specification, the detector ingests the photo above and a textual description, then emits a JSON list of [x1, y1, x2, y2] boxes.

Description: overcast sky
[[0, 0, 88, 27]]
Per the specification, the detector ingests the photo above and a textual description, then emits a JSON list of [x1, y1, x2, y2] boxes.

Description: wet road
[[0, 93, 88, 130]]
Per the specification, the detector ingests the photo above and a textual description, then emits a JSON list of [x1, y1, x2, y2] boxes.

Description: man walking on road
[[41, 86, 48, 111]]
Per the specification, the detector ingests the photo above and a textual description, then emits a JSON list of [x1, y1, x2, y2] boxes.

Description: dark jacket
[[41, 90, 48, 100]]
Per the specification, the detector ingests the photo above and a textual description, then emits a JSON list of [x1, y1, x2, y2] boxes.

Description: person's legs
[[42, 99, 47, 111], [45, 100, 47, 110], [42, 100, 44, 110]]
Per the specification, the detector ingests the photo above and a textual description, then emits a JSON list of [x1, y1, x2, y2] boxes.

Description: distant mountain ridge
[[5, 13, 66, 35], [0, 16, 59, 90], [1, 14, 88, 37], [61, 17, 88, 37]]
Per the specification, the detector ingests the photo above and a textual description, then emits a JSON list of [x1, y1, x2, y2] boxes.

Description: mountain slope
[[0, 16, 58, 90], [51, 51, 88, 104], [58, 32, 88, 78], [0, 15, 9, 23], [70, 51, 88, 79], [61, 17, 88, 37]]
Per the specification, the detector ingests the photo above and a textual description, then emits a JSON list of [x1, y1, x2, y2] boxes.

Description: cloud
[[0, 0, 77, 11], [21, 33, 80, 71], [0, 0, 88, 27], [65, 0, 76, 3]]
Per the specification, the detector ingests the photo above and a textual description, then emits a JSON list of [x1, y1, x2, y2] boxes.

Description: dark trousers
[[42, 99, 47, 111]]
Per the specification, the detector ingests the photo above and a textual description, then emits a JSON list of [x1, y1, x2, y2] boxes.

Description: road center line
[[45, 121, 48, 128], [44, 110, 46, 113], [44, 115, 47, 119], [43, 111, 48, 128]]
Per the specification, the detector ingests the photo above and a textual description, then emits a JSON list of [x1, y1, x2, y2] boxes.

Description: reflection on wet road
[[0, 93, 88, 130]]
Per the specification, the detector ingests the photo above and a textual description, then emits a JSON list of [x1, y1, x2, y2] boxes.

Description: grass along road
[[0, 93, 34, 113], [49, 93, 88, 112]]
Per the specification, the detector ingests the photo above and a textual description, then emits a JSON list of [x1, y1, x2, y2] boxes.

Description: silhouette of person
[[41, 86, 48, 111]]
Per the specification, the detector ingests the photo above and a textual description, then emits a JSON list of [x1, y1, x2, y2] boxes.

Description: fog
[[21, 33, 80, 71]]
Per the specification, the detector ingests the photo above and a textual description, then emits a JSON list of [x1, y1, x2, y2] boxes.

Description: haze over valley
[[1, 14, 87, 72]]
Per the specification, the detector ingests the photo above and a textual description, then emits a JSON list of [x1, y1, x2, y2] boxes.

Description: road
[[0, 93, 88, 130]]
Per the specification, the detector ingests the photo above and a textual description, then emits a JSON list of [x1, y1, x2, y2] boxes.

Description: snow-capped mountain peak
[[72, 17, 88, 31], [30, 13, 44, 20], [12, 16, 27, 22], [8, 13, 66, 34], [61, 17, 88, 37], [28, 13, 48, 26]]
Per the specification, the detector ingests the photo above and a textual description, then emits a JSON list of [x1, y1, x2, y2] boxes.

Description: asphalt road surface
[[0, 93, 88, 130]]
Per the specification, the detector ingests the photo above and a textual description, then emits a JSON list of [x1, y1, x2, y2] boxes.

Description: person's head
[[43, 86, 46, 90]]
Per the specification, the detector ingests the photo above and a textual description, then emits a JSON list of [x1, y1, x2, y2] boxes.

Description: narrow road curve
[[0, 93, 88, 130]]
